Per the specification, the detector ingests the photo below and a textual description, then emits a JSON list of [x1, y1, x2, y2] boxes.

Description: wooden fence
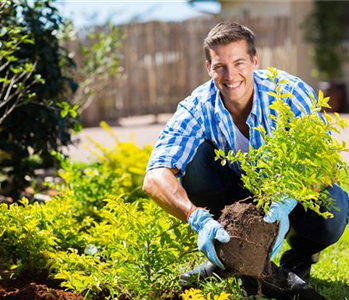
[[81, 16, 294, 127]]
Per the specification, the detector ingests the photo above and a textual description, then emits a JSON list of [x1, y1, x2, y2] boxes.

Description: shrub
[[47, 196, 197, 299], [215, 67, 349, 218], [52, 122, 152, 221], [0, 196, 86, 275], [0, 138, 198, 299]]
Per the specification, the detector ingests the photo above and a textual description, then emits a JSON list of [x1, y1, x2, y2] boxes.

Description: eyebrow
[[211, 57, 247, 68]]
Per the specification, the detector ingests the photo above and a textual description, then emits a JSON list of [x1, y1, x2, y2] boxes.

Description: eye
[[213, 65, 224, 71]]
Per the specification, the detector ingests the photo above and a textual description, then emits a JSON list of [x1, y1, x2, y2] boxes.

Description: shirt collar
[[213, 82, 229, 121], [212, 76, 262, 124], [250, 77, 263, 124]]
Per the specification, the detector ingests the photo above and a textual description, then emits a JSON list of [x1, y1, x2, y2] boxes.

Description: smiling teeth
[[227, 82, 240, 88]]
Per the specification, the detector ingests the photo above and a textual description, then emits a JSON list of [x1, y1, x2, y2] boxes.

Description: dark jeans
[[181, 141, 349, 255]]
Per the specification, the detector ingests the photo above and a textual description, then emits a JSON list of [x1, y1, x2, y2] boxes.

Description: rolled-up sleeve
[[146, 103, 204, 177]]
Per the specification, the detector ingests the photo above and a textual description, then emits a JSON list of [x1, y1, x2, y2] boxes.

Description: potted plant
[[214, 67, 349, 278], [303, 1, 348, 112]]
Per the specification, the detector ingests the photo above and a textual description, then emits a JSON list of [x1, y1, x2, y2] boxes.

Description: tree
[[0, 0, 80, 199], [0, 1, 44, 124]]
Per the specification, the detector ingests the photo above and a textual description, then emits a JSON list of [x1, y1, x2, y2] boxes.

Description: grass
[[311, 227, 349, 300], [310, 177, 349, 300]]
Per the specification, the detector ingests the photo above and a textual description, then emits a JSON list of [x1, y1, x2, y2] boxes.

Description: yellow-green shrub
[[0, 196, 86, 275], [53, 122, 152, 220], [49, 196, 197, 299]]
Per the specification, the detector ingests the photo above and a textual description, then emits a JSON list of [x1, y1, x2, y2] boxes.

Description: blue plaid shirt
[[147, 69, 317, 176]]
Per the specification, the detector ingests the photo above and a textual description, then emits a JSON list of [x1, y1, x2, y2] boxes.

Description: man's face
[[205, 40, 259, 107]]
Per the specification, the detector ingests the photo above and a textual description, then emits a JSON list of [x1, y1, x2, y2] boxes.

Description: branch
[[0, 59, 12, 73], [0, 98, 19, 125], [0, 61, 37, 109]]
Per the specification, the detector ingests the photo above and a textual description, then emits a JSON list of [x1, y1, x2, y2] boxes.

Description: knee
[[291, 185, 349, 246], [321, 184, 349, 242], [327, 184, 349, 217]]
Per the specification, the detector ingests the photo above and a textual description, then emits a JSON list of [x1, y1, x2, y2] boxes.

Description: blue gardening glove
[[188, 208, 230, 269], [263, 198, 297, 259]]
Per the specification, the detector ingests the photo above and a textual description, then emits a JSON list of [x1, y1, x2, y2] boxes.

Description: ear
[[205, 60, 212, 76], [253, 52, 259, 70]]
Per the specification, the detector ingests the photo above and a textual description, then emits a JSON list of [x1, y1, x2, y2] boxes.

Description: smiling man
[[143, 21, 349, 294]]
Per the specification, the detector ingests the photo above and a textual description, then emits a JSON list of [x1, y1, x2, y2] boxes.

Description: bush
[[0, 196, 86, 275], [0, 138, 198, 299], [50, 196, 196, 299], [53, 122, 153, 220]]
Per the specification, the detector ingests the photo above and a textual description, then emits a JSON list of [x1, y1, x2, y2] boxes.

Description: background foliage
[[303, 1, 348, 80], [0, 0, 80, 199]]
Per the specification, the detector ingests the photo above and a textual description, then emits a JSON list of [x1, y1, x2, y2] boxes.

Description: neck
[[223, 96, 253, 123]]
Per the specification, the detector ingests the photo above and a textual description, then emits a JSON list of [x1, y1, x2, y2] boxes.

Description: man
[[142, 21, 349, 290]]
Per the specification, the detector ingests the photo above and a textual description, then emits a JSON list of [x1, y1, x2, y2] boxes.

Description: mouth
[[224, 81, 243, 91]]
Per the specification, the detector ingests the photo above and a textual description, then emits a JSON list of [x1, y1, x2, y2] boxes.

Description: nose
[[225, 65, 237, 81]]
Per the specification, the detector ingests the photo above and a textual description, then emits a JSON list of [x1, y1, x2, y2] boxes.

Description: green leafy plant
[[0, 196, 86, 275], [51, 122, 152, 220], [215, 67, 349, 218], [48, 196, 197, 299], [0, 23, 44, 124]]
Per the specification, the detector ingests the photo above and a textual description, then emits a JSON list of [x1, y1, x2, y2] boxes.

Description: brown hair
[[204, 21, 257, 64]]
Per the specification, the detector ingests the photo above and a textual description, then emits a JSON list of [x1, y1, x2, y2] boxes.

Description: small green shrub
[[52, 122, 152, 214], [0, 137, 197, 299], [0, 196, 86, 275], [49, 196, 197, 299]]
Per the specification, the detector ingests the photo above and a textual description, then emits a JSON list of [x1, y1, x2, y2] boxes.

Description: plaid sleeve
[[146, 103, 205, 177], [287, 80, 317, 117], [287, 80, 326, 124]]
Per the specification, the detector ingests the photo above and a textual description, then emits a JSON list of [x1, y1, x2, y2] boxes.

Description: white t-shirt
[[233, 123, 249, 153]]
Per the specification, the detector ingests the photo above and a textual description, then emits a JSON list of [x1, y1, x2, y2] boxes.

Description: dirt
[[0, 273, 84, 300], [215, 201, 278, 278], [0, 272, 183, 300]]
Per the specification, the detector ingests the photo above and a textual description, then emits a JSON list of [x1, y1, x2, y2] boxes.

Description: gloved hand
[[188, 208, 230, 269], [263, 198, 297, 259]]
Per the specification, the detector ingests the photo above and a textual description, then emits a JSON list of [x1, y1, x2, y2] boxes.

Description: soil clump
[[215, 202, 327, 300], [216, 201, 278, 277]]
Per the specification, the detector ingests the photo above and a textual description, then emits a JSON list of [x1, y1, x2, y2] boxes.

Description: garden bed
[[0, 273, 84, 300], [0, 274, 183, 300]]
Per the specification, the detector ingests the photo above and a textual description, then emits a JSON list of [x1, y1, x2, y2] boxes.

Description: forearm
[[142, 168, 196, 222]]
